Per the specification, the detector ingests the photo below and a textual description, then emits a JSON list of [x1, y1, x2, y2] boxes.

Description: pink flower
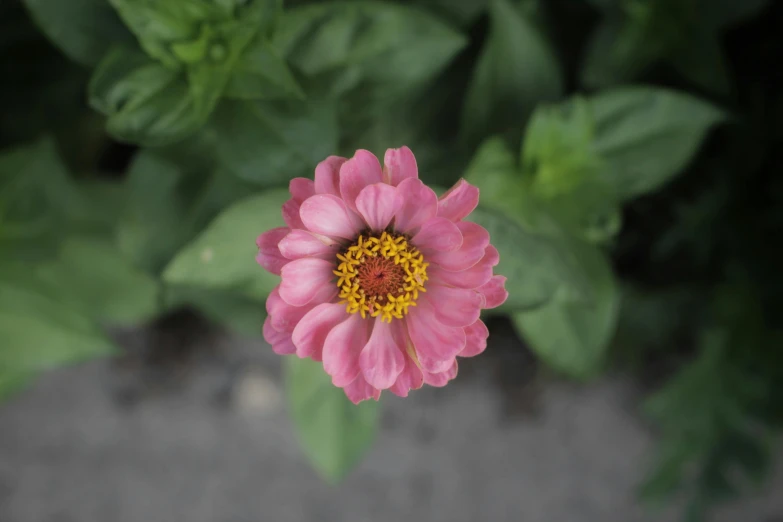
[[256, 147, 508, 403]]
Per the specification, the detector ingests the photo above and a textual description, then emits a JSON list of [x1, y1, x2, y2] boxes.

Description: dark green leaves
[[89, 48, 204, 146], [0, 265, 117, 399], [225, 39, 304, 100], [275, 1, 467, 100], [587, 87, 725, 200], [163, 189, 289, 302], [285, 357, 380, 481], [22, 0, 133, 66], [512, 239, 619, 379], [209, 100, 338, 186], [461, 0, 563, 142]]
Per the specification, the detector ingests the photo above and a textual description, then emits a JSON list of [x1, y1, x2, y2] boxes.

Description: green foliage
[[461, 0, 563, 143], [285, 356, 380, 481], [6, 0, 783, 517], [163, 189, 288, 301], [22, 0, 133, 67], [275, 1, 467, 101]]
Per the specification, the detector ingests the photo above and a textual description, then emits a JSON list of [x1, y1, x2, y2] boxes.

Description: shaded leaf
[[209, 99, 338, 186], [285, 356, 380, 481], [36, 237, 160, 326], [224, 39, 305, 100], [512, 239, 619, 378], [164, 285, 266, 335], [461, 0, 563, 142], [162, 189, 289, 302], [23, 0, 132, 66], [275, 1, 466, 100], [89, 48, 204, 146]]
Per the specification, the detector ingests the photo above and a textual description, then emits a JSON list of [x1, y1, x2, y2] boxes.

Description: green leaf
[[417, 0, 489, 27], [115, 151, 191, 273], [23, 0, 133, 66], [208, 99, 338, 186], [0, 267, 117, 376], [469, 206, 591, 310], [587, 87, 725, 200], [36, 237, 160, 326], [89, 47, 204, 146], [162, 189, 289, 302], [0, 371, 32, 401], [285, 356, 380, 481], [274, 1, 466, 100], [461, 0, 563, 143], [511, 239, 619, 378], [164, 285, 265, 335], [0, 138, 84, 262], [224, 39, 305, 100]]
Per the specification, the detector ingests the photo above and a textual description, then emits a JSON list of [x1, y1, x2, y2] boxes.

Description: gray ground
[[0, 318, 780, 522]]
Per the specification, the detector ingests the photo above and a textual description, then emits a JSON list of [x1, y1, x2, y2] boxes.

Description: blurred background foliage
[[1, 0, 781, 519]]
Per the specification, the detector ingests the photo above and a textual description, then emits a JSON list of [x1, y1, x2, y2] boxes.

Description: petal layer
[[356, 183, 400, 232], [314, 156, 346, 196], [292, 303, 347, 361], [278, 229, 340, 260], [383, 146, 418, 186], [300, 194, 364, 240], [279, 258, 335, 306], [437, 179, 479, 222], [255, 227, 289, 275], [360, 318, 405, 390], [394, 178, 438, 233], [339, 150, 383, 212], [427, 221, 489, 271], [406, 301, 466, 373], [322, 314, 370, 387]]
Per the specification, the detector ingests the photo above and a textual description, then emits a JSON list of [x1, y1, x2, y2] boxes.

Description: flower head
[[256, 147, 508, 403]]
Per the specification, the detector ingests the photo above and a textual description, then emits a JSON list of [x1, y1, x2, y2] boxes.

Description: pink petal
[[413, 217, 463, 253], [289, 178, 315, 203], [292, 303, 347, 361], [263, 316, 296, 355], [279, 258, 335, 306], [437, 179, 479, 222], [266, 285, 336, 333], [299, 194, 364, 240], [255, 227, 289, 275], [339, 150, 383, 212], [278, 229, 340, 260], [359, 318, 406, 390], [422, 360, 458, 387], [477, 275, 508, 309], [393, 178, 438, 233], [282, 199, 305, 229], [406, 301, 466, 373], [383, 146, 418, 186], [424, 285, 483, 327], [389, 350, 424, 398], [355, 183, 400, 232], [427, 221, 489, 271], [460, 319, 489, 357], [322, 313, 371, 387], [427, 245, 498, 289], [314, 156, 346, 196], [344, 374, 381, 404]]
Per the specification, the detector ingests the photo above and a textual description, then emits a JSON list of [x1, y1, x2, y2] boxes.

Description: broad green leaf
[[224, 40, 305, 100], [285, 357, 380, 481], [0, 268, 117, 376], [109, 0, 278, 68], [209, 99, 338, 186], [274, 1, 466, 100], [417, 0, 489, 27], [89, 48, 204, 146], [587, 87, 725, 200], [0, 139, 84, 261], [36, 237, 160, 326], [164, 285, 265, 335], [469, 206, 591, 310], [162, 190, 289, 302], [23, 0, 133, 66], [115, 151, 192, 273], [512, 239, 619, 378], [461, 0, 563, 143], [463, 137, 528, 221], [0, 371, 32, 401]]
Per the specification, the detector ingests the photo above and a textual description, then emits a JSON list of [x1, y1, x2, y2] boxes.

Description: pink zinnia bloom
[[256, 147, 508, 403]]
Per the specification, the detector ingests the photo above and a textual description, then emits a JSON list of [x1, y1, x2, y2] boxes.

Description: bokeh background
[[1, 1, 782, 521]]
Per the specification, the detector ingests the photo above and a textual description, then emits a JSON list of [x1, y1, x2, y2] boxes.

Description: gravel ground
[[0, 317, 780, 522]]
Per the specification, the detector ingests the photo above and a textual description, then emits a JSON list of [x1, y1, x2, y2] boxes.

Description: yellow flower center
[[333, 231, 428, 323]]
